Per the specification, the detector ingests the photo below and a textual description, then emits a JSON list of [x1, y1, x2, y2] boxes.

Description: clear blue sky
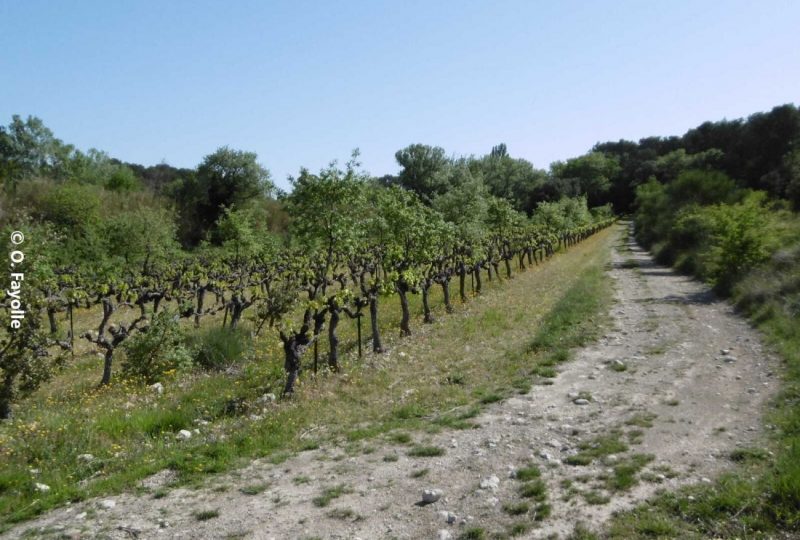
[[2, 0, 798, 191]]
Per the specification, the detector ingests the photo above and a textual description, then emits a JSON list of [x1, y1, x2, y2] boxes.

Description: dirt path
[[6, 225, 779, 540]]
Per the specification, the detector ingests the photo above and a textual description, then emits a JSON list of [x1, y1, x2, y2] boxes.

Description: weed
[[502, 501, 529, 515], [518, 479, 547, 501], [458, 528, 486, 540], [514, 463, 541, 481], [194, 509, 220, 521], [410, 468, 429, 478], [625, 412, 657, 428], [239, 482, 269, 495], [583, 490, 611, 505], [408, 445, 445, 457], [312, 484, 351, 507]]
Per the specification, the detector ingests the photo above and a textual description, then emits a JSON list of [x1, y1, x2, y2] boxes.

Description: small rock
[[546, 439, 561, 449], [561, 424, 580, 436], [700, 477, 712, 484], [446, 512, 457, 524], [538, 450, 554, 461], [656, 474, 666, 481], [567, 391, 579, 399], [399, 351, 407, 357], [573, 398, 590, 406], [723, 356, 737, 363], [77, 454, 94, 463], [747, 388, 757, 394], [99, 499, 116, 509], [687, 495, 695, 501], [34, 482, 50, 493], [75, 512, 87, 520], [437, 530, 453, 540], [479, 475, 500, 491], [149, 382, 164, 395], [422, 489, 443, 503], [258, 393, 277, 403], [612, 359, 626, 369], [450, 439, 458, 448], [720, 349, 731, 355], [176, 429, 192, 440]]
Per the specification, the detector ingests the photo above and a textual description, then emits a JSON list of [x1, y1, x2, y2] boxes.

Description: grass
[[458, 528, 486, 540], [410, 468, 429, 478], [502, 501, 529, 516], [518, 479, 547, 501], [193, 509, 220, 521], [583, 490, 611, 505], [238, 482, 269, 495], [564, 431, 628, 466], [625, 412, 657, 428], [326, 507, 360, 521], [311, 484, 351, 508], [513, 463, 541, 481], [0, 226, 617, 531], [407, 445, 445, 457], [605, 454, 654, 491]]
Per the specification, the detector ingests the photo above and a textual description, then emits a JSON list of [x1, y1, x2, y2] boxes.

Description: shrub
[[121, 310, 192, 383], [192, 326, 252, 371]]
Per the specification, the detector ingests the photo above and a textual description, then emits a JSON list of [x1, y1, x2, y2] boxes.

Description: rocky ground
[[5, 227, 779, 539]]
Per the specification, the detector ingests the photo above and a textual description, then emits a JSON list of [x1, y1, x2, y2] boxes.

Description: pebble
[[75, 512, 87, 520], [99, 499, 116, 509], [479, 475, 500, 491], [149, 382, 164, 395], [573, 398, 590, 406], [34, 483, 50, 493], [437, 530, 453, 540], [77, 454, 94, 462], [547, 439, 561, 449], [422, 489, 443, 503]]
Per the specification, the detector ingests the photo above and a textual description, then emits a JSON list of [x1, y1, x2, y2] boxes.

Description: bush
[[121, 311, 192, 383], [192, 327, 252, 371]]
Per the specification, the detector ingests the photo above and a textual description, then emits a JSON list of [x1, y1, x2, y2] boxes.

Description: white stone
[[77, 453, 94, 462], [437, 530, 453, 540], [479, 475, 500, 491], [149, 382, 164, 395], [34, 482, 50, 492], [99, 499, 116, 509], [177, 429, 192, 440]]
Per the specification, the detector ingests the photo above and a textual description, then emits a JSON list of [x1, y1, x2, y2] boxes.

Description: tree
[[174, 147, 274, 245], [551, 152, 620, 207], [393, 144, 450, 203]]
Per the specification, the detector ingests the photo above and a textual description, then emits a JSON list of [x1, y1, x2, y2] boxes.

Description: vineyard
[[0, 158, 613, 526]]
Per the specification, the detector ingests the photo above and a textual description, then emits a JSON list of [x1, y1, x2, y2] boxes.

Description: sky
[[1, 0, 799, 192]]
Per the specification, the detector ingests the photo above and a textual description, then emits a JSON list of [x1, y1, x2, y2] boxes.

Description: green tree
[[551, 152, 620, 207], [393, 144, 450, 203]]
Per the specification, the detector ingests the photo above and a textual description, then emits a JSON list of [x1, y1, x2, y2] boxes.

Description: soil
[[4, 226, 779, 539]]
